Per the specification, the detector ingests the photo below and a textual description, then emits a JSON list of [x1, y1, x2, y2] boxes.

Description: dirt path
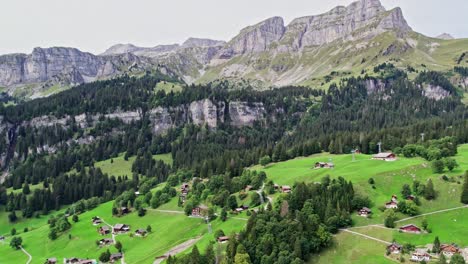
[[395, 205, 468, 223], [340, 229, 391, 245], [148, 209, 185, 214], [153, 237, 202, 264], [100, 217, 117, 243], [20, 246, 32, 264]]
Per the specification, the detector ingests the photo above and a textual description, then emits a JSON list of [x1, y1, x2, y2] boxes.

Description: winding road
[[395, 205, 468, 223], [19, 246, 32, 264]]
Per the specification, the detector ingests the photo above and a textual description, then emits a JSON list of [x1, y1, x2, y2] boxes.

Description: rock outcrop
[[422, 84, 451, 100], [435, 33, 454, 40]]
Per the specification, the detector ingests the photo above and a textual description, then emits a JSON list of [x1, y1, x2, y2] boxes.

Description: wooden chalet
[[110, 253, 123, 262], [191, 205, 208, 217], [136, 229, 147, 236], [399, 224, 422, 234], [99, 238, 114, 245], [46, 258, 57, 264], [281, 185, 292, 193], [91, 217, 101, 225], [120, 207, 130, 215], [387, 242, 403, 254], [113, 224, 130, 233], [65, 258, 96, 264], [314, 162, 334, 169], [385, 201, 398, 209], [98, 226, 110, 235], [372, 152, 396, 161], [441, 244, 459, 257], [358, 207, 372, 217], [217, 236, 230, 243], [410, 252, 430, 262]]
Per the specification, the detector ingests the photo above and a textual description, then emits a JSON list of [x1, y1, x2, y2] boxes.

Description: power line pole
[[377, 141, 382, 153], [420, 133, 425, 142], [351, 149, 356, 162]]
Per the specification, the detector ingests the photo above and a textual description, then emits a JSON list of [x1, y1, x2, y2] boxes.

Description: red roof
[[399, 224, 421, 232]]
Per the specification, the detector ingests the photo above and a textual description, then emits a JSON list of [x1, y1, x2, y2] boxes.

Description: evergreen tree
[[190, 245, 201, 264], [221, 208, 228, 222], [401, 184, 412, 198], [461, 171, 468, 204], [433, 236, 441, 253], [424, 179, 436, 200], [99, 249, 111, 263], [450, 254, 465, 264], [9, 236, 22, 249]]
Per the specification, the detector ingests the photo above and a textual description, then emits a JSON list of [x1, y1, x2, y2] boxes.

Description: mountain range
[[0, 0, 467, 99]]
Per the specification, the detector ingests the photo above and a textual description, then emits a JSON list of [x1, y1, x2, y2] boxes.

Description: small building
[[99, 238, 114, 246], [273, 184, 279, 189], [92, 217, 102, 225], [0, 236, 5, 241], [245, 185, 253, 192], [98, 226, 110, 235], [113, 224, 130, 233], [385, 201, 398, 209], [399, 224, 422, 234], [120, 207, 130, 215], [46, 258, 57, 264], [281, 185, 291, 193], [441, 244, 459, 257], [217, 236, 229, 243], [387, 242, 403, 254], [135, 229, 147, 237], [314, 162, 334, 169], [65, 258, 96, 264], [181, 183, 189, 192], [372, 152, 396, 161], [191, 205, 208, 217], [406, 195, 415, 201], [358, 207, 372, 217], [110, 253, 123, 262], [410, 252, 430, 262], [391, 195, 398, 202]]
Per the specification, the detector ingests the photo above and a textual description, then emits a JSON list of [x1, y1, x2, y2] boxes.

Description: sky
[[1, 0, 467, 55]]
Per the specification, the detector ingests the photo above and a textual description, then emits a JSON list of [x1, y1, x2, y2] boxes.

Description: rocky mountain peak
[[101, 44, 140, 56], [218, 16, 285, 58], [435, 33, 454, 40]]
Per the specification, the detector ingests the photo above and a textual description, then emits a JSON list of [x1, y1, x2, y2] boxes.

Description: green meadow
[[94, 153, 173, 178]]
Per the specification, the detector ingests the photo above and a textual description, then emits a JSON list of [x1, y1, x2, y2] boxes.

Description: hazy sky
[[1, 0, 467, 55]]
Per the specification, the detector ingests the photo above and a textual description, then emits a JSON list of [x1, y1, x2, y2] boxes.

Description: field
[[94, 153, 173, 178]]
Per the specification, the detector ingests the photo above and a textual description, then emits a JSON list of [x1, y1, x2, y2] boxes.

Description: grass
[[154, 81, 184, 93], [94, 153, 173, 178]]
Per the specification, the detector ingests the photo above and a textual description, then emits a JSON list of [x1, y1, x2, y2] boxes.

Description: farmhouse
[[113, 224, 130, 233], [99, 238, 114, 245], [98, 226, 110, 235], [217, 236, 230, 243], [387, 242, 403, 254], [372, 152, 396, 161], [65, 258, 96, 264], [385, 201, 398, 209], [399, 224, 422, 234], [406, 195, 415, 201], [281, 185, 292, 193], [136, 229, 148, 237], [91, 216, 101, 225], [441, 244, 459, 257], [358, 207, 372, 217], [110, 253, 123, 262], [191, 205, 208, 217], [410, 252, 430, 262], [46, 258, 57, 264], [120, 207, 130, 215], [181, 183, 189, 193], [314, 162, 334, 169]]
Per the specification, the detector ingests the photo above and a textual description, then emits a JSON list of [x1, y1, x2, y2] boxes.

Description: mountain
[[0, 0, 467, 99], [436, 33, 455, 40]]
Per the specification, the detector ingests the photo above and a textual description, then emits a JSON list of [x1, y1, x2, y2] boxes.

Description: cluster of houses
[[385, 195, 399, 209], [180, 183, 190, 204], [372, 152, 397, 161], [314, 162, 334, 169], [387, 242, 468, 263], [98, 223, 131, 235]]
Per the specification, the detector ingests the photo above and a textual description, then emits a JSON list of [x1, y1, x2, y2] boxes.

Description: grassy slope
[[94, 153, 173, 178]]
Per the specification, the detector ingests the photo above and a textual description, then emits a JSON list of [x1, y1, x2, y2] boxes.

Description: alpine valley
[[1, 0, 468, 264]]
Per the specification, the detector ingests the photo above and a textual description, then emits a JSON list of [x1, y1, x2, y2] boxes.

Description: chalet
[[91, 217, 101, 225], [410, 252, 430, 262], [217, 236, 230, 243], [98, 226, 110, 235], [65, 258, 96, 264], [354, 149, 362, 154], [399, 224, 422, 234], [273, 184, 279, 189], [358, 207, 372, 217], [235, 207, 244, 213], [372, 152, 396, 161], [110, 253, 123, 262], [191, 205, 208, 217], [99, 238, 114, 245], [441, 244, 459, 257], [135, 229, 147, 237], [387, 242, 403, 254], [281, 185, 292, 193], [385, 201, 398, 209], [181, 183, 189, 192], [46, 257, 57, 264], [120, 207, 130, 215], [391, 195, 398, 202], [314, 162, 334, 169], [113, 224, 130, 233]]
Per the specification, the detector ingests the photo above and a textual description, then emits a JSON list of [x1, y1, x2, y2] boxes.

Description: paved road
[[153, 237, 202, 264], [20, 246, 32, 264], [395, 205, 468, 223]]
